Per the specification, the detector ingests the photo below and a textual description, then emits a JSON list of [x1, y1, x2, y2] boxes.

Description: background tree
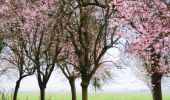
[[56, 41, 79, 100], [57, 62, 79, 100], [57, 45, 113, 100], [59, 1, 119, 100], [112, 0, 170, 100]]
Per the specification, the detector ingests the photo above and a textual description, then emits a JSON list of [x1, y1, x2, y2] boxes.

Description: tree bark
[[40, 87, 46, 100], [13, 78, 22, 100], [82, 85, 88, 100], [152, 81, 162, 100], [151, 73, 162, 100], [69, 79, 77, 100]]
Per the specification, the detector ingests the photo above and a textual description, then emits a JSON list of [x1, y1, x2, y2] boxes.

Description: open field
[[1, 92, 170, 100]]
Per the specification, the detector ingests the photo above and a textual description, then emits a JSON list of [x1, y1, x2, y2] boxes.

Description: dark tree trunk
[[13, 78, 22, 100], [40, 87, 46, 100], [69, 79, 77, 100], [152, 82, 162, 100], [81, 77, 89, 100], [151, 73, 162, 100], [81, 85, 88, 100]]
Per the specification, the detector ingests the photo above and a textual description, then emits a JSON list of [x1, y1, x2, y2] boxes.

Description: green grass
[[1, 92, 170, 100]]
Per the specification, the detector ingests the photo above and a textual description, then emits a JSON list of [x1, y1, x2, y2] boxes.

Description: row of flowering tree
[[0, 0, 170, 100], [0, 0, 118, 100]]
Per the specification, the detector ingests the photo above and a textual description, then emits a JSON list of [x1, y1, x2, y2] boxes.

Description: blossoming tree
[[112, 0, 170, 100], [59, 0, 119, 100], [0, 0, 65, 100]]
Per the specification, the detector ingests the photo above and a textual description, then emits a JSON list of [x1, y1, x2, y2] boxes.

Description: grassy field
[[1, 92, 170, 100]]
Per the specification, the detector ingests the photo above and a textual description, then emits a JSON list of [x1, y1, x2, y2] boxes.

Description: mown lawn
[[1, 92, 170, 100]]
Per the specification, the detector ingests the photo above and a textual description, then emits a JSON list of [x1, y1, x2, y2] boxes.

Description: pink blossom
[[114, 0, 170, 74], [0, 5, 9, 13]]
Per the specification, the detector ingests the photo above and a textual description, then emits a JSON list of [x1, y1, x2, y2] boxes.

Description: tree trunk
[[40, 87, 46, 100], [69, 79, 77, 100], [13, 79, 22, 100], [82, 85, 88, 100], [151, 73, 162, 100], [152, 82, 162, 100]]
